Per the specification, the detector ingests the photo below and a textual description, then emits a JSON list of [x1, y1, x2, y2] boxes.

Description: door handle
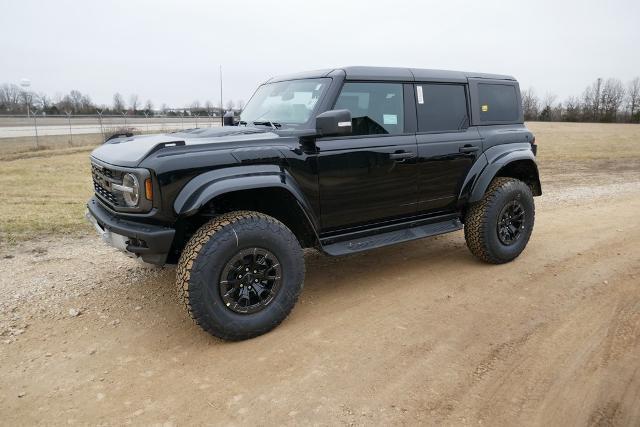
[[459, 145, 479, 153], [389, 151, 416, 161]]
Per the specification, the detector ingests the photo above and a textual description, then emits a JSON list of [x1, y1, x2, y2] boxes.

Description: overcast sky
[[1, 0, 639, 108]]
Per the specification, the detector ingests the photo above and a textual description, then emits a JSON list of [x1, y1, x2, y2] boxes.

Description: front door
[[414, 83, 482, 213], [317, 82, 418, 231]]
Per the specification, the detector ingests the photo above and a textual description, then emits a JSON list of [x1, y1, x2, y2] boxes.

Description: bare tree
[[582, 78, 603, 121], [144, 99, 153, 113], [0, 83, 23, 112], [69, 90, 84, 111], [36, 92, 51, 112], [160, 103, 168, 115], [521, 88, 539, 121], [552, 102, 564, 122], [57, 94, 74, 113], [190, 100, 201, 111], [225, 99, 234, 111], [599, 78, 625, 122], [204, 100, 214, 115], [627, 77, 640, 122], [113, 93, 125, 112], [236, 99, 245, 111], [563, 96, 581, 121], [538, 93, 557, 121], [80, 94, 93, 112], [129, 94, 139, 113]]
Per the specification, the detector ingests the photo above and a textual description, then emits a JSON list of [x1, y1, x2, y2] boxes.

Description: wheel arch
[[468, 145, 541, 204], [170, 167, 320, 261]]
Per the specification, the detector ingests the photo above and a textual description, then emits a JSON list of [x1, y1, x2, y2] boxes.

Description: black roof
[[266, 66, 515, 84]]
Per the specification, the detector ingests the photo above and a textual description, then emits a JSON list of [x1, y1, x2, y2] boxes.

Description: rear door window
[[415, 84, 468, 132], [477, 84, 519, 122]]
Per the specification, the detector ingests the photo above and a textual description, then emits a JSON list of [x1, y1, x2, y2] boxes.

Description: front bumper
[[86, 197, 175, 265]]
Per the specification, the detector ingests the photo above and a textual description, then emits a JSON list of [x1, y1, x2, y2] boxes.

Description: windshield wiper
[[252, 121, 282, 130]]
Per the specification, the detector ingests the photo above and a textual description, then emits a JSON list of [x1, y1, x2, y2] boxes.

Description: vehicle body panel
[[316, 134, 419, 230], [86, 66, 540, 265], [469, 142, 540, 203], [416, 127, 483, 213]]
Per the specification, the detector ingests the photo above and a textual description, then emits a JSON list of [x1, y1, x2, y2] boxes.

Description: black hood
[[90, 127, 278, 167]]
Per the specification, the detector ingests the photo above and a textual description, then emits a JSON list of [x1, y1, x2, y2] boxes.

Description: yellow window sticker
[[481, 104, 489, 112]]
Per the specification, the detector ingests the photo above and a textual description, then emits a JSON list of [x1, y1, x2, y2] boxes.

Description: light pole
[[20, 78, 31, 118], [65, 111, 73, 145], [219, 65, 223, 126], [33, 110, 39, 149]]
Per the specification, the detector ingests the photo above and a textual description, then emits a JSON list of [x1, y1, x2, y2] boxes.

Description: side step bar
[[320, 217, 463, 256]]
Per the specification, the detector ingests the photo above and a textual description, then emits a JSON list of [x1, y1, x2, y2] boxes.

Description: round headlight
[[122, 173, 139, 207]]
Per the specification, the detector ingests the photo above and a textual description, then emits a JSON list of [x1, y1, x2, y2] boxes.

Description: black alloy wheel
[[219, 248, 282, 314], [176, 211, 305, 341], [497, 200, 526, 245]]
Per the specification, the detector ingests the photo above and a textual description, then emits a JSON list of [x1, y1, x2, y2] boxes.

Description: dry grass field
[[0, 122, 639, 425], [1, 121, 639, 243], [0, 134, 104, 155], [529, 121, 640, 161], [0, 148, 93, 243]]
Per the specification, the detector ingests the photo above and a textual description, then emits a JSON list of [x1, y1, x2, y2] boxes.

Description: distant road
[[0, 116, 222, 138]]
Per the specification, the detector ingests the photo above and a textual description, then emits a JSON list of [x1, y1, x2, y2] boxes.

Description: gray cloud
[[2, 0, 638, 107]]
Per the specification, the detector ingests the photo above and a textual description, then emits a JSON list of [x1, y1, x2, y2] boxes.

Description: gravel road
[[1, 175, 639, 425]]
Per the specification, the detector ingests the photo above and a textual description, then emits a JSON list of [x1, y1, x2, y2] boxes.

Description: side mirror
[[315, 109, 352, 137]]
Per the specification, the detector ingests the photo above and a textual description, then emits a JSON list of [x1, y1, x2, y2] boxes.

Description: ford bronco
[[87, 66, 541, 340]]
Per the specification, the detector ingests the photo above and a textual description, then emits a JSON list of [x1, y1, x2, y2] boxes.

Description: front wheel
[[176, 211, 305, 341], [464, 177, 535, 264]]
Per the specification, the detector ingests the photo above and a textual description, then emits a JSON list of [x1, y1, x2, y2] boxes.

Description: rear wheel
[[176, 211, 305, 341], [464, 177, 535, 264]]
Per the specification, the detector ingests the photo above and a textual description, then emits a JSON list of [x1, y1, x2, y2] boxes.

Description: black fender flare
[[173, 164, 320, 230], [465, 143, 540, 204]]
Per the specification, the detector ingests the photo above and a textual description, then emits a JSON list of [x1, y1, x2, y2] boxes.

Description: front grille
[[91, 162, 123, 208], [93, 180, 119, 206]]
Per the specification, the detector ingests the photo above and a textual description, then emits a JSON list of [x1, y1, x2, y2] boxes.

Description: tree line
[[522, 77, 640, 123], [0, 84, 244, 117], [2, 77, 639, 122]]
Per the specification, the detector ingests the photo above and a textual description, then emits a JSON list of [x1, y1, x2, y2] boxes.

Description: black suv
[[87, 66, 541, 340]]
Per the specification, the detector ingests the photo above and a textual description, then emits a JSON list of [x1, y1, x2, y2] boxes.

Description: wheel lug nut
[[238, 275, 242, 279], [254, 279, 258, 282], [253, 270, 257, 273], [245, 268, 249, 271]]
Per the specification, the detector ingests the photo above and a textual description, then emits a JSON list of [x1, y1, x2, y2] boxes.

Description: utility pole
[[20, 78, 31, 118], [219, 65, 223, 125], [66, 111, 73, 145], [33, 112, 39, 149], [594, 77, 602, 121]]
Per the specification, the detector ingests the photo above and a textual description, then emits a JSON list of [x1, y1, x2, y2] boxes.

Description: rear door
[[316, 82, 418, 231], [414, 83, 482, 213]]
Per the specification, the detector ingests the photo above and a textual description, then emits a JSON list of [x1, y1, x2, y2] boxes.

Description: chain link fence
[[0, 113, 223, 155]]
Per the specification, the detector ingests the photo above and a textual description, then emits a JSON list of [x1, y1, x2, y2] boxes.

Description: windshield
[[240, 78, 330, 127]]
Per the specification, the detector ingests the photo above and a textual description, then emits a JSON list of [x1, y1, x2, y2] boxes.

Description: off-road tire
[[176, 211, 305, 341], [464, 177, 535, 264]]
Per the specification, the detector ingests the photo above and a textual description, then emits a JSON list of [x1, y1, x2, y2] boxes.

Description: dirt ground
[[1, 123, 639, 425]]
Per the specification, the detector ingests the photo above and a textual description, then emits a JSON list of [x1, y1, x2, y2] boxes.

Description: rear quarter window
[[478, 84, 519, 122]]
